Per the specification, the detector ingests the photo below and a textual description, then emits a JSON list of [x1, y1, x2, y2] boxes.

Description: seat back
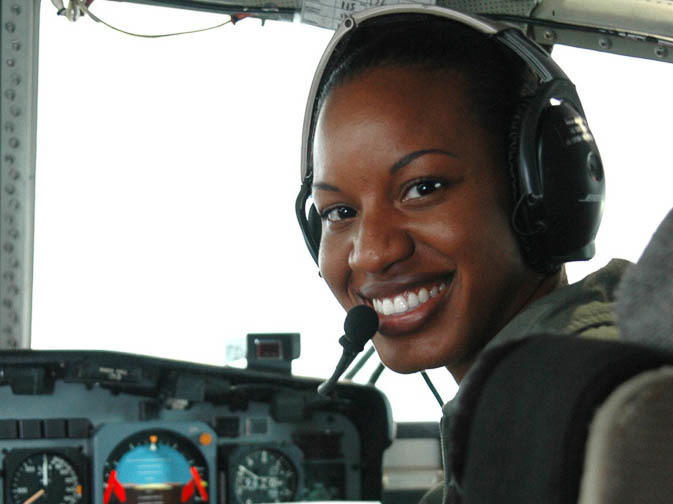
[[456, 336, 673, 504], [578, 366, 673, 504]]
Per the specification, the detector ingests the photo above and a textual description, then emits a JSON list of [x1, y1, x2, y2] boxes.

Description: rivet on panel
[[4, 154, 15, 165], [5, 185, 15, 195], [543, 30, 556, 42], [9, 106, 21, 117], [7, 284, 19, 296], [9, 198, 20, 210], [598, 38, 612, 49], [5, 23, 16, 33], [9, 169, 19, 180], [11, 41, 21, 51], [11, 5, 22, 15], [3, 243, 14, 253], [8, 137, 19, 148], [8, 228, 19, 239], [9, 258, 20, 269], [4, 89, 16, 101], [6, 59, 16, 68], [2, 298, 12, 308], [655, 46, 668, 58], [10, 73, 21, 86], [8, 311, 18, 323], [4, 122, 15, 133], [3, 271, 15, 282]]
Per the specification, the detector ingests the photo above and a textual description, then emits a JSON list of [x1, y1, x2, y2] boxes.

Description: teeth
[[394, 295, 408, 313], [371, 281, 449, 316], [407, 292, 419, 309]]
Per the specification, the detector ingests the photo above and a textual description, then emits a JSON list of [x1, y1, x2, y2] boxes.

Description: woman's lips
[[366, 275, 454, 336]]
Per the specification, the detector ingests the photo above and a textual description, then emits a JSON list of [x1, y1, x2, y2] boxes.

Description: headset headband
[[299, 5, 578, 186]]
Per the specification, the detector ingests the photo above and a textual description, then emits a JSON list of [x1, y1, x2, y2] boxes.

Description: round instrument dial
[[103, 429, 210, 504], [232, 448, 298, 504], [6, 452, 84, 504]]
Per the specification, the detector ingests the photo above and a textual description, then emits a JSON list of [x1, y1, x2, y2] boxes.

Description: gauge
[[231, 448, 299, 504], [4, 450, 86, 504], [103, 429, 210, 504]]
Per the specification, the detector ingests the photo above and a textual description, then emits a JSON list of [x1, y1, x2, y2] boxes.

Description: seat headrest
[[616, 207, 673, 351]]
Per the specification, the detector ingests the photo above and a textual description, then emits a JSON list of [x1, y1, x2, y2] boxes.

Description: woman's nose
[[348, 208, 414, 273]]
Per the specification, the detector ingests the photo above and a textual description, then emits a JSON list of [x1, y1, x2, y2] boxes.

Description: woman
[[295, 6, 627, 500], [297, 5, 621, 379]]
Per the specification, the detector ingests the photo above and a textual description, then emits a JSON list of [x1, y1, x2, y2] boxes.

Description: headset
[[295, 5, 605, 273]]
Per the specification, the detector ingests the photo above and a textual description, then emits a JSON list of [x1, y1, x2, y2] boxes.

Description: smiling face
[[312, 66, 548, 379]]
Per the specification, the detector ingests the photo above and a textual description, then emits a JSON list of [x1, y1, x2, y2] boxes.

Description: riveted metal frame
[[0, 0, 39, 349]]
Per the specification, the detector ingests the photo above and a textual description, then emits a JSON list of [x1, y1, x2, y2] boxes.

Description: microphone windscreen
[[344, 305, 379, 346]]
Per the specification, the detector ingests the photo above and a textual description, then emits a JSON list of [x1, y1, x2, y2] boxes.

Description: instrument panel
[[0, 351, 392, 504]]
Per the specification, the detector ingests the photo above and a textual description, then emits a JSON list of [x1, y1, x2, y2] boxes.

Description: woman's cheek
[[319, 232, 351, 307]]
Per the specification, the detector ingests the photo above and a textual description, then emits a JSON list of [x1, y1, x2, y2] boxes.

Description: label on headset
[[564, 116, 594, 146], [301, 0, 436, 30]]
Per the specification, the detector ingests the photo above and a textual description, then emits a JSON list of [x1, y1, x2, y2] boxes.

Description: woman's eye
[[322, 206, 357, 222], [403, 179, 446, 201]]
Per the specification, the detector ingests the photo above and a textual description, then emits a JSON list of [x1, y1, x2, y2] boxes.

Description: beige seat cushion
[[578, 366, 673, 504]]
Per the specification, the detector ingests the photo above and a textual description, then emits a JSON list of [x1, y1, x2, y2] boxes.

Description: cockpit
[[1, 0, 672, 503]]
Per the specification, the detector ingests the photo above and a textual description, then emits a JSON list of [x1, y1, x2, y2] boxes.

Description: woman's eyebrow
[[390, 148, 457, 174], [312, 181, 340, 192], [312, 148, 457, 192]]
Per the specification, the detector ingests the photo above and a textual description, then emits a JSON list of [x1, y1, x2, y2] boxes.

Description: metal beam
[[0, 0, 39, 349]]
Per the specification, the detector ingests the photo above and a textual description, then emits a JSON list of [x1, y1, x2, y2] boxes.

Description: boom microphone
[[317, 305, 379, 396]]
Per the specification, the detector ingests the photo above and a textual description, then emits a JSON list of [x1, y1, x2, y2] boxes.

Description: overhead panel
[[441, 0, 541, 16], [530, 0, 673, 63], [41, 0, 673, 59]]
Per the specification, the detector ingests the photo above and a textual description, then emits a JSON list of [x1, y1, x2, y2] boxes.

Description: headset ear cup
[[307, 204, 322, 259], [507, 98, 530, 214], [536, 102, 604, 263], [507, 98, 554, 273], [295, 183, 321, 265], [506, 97, 603, 273]]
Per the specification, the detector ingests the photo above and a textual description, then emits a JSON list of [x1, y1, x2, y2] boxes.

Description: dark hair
[[317, 14, 538, 142]]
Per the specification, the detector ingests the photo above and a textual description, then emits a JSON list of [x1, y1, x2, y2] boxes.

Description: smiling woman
[[298, 6, 611, 383]]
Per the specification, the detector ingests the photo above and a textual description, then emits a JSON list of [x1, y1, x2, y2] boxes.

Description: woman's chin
[[375, 338, 450, 374]]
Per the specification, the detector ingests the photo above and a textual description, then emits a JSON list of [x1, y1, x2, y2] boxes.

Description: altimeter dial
[[6, 451, 84, 504], [232, 448, 298, 504]]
